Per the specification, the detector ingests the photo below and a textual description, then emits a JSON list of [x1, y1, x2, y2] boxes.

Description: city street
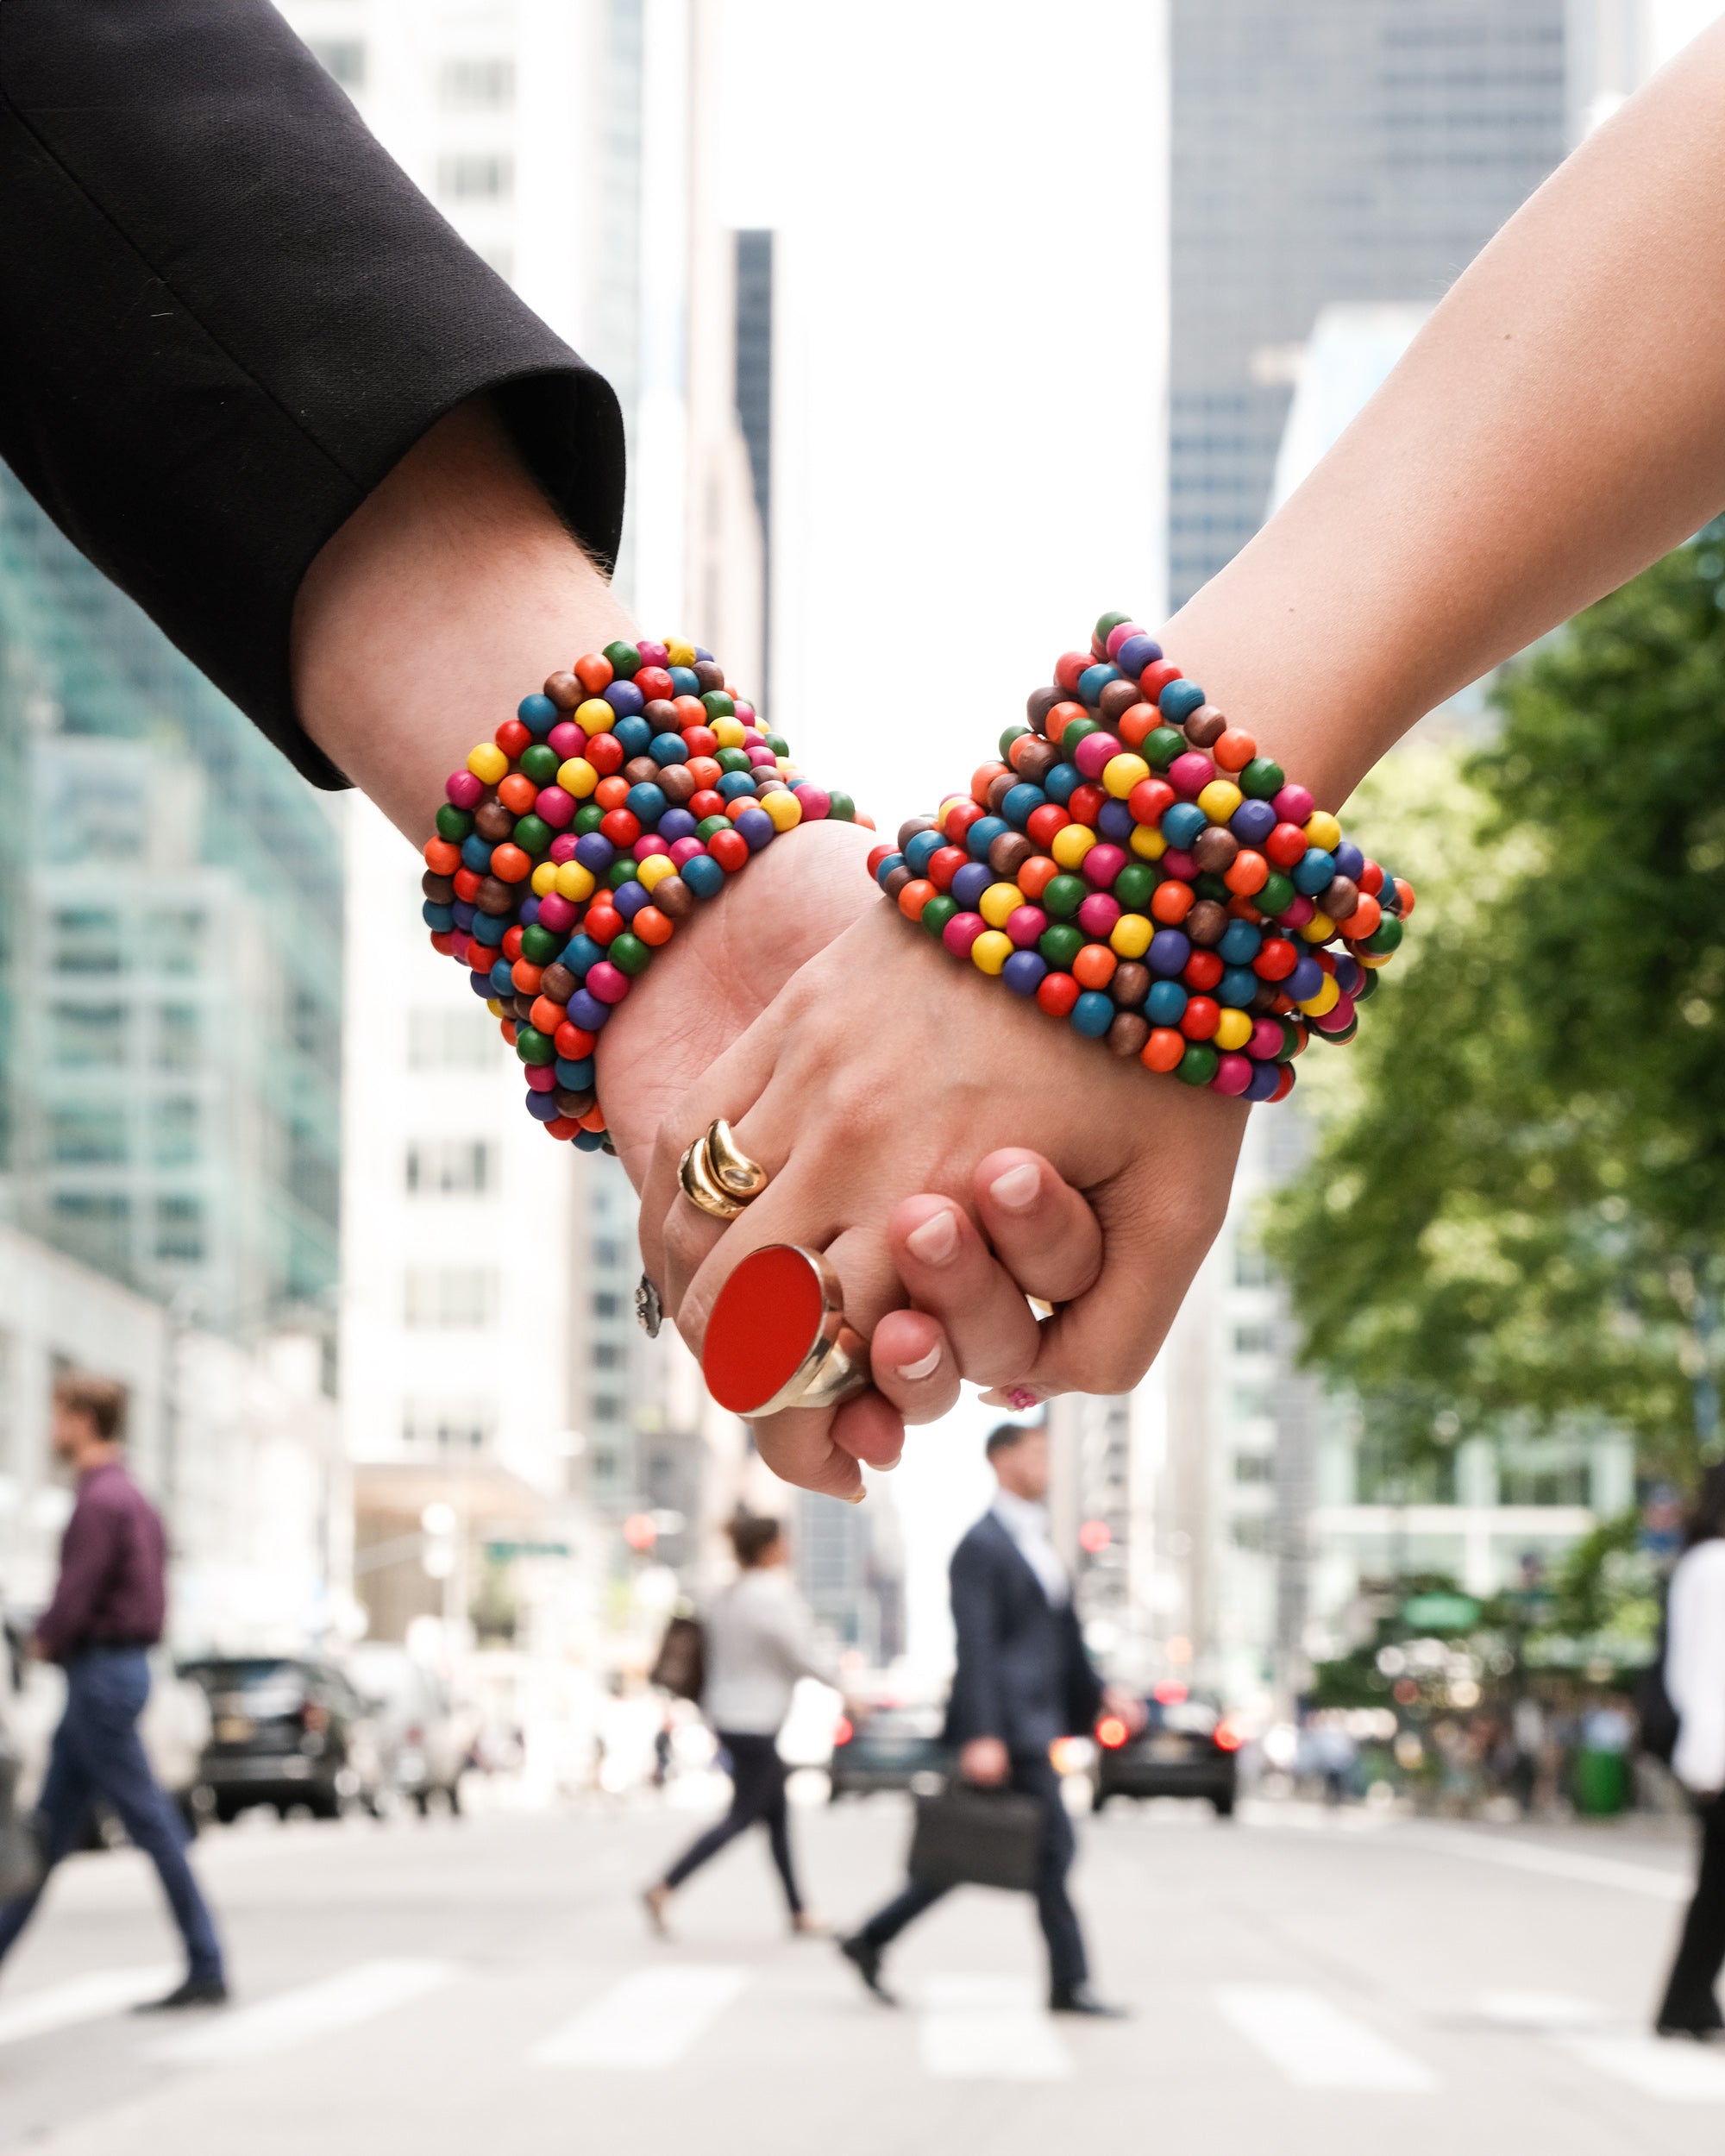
[[0, 1793, 1715, 2154]]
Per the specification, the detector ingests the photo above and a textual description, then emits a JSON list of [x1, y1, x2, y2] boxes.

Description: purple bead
[[659, 807, 697, 845], [1096, 799, 1134, 845], [1002, 950, 1048, 997], [950, 862, 993, 911], [1245, 1060, 1283, 1103], [735, 807, 775, 852], [451, 900, 476, 930], [468, 971, 493, 998], [574, 833, 615, 873], [1116, 633, 1162, 676], [1333, 954, 1362, 996], [1148, 929, 1191, 978], [614, 881, 649, 921], [519, 896, 540, 927], [526, 1090, 561, 1122], [1230, 798, 1277, 847], [604, 680, 645, 720], [1333, 839, 1365, 882], [567, 989, 611, 1033], [1287, 954, 1325, 1003]]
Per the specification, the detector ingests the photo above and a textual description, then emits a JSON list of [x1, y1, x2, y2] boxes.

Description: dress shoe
[[1050, 1983, 1129, 2018], [133, 1974, 228, 2013], [837, 1933, 896, 2005], [1656, 2018, 1724, 2041]]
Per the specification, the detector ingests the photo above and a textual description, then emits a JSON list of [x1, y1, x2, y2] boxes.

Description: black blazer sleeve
[[945, 1532, 1007, 1748], [0, 0, 625, 789]]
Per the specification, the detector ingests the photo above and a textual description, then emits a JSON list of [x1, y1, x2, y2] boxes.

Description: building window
[[52, 909, 122, 975], [1499, 1462, 1591, 1507], [591, 1393, 623, 1423], [405, 1139, 494, 1197], [1233, 1453, 1275, 1486], [404, 1267, 498, 1329], [408, 1008, 501, 1071], [307, 37, 365, 89], [1232, 1384, 1276, 1424], [51, 1004, 125, 1068], [143, 908, 203, 977], [439, 57, 514, 110], [591, 1292, 620, 1320], [51, 1192, 129, 1272], [154, 1005, 200, 1072], [154, 1194, 204, 1262], [50, 1103, 126, 1166], [402, 1399, 496, 1451], [151, 1097, 198, 1167], [1233, 1323, 1274, 1356], [591, 1238, 624, 1267], [1233, 1241, 1271, 1288], [437, 154, 512, 203], [592, 1342, 623, 1369]]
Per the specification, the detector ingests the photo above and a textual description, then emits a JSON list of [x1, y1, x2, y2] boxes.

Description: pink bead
[[536, 786, 575, 829], [733, 702, 756, 725], [1247, 1018, 1285, 1061], [746, 745, 776, 768], [1272, 783, 1314, 824], [633, 835, 671, 862], [1006, 905, 1047, 949], [1161, 848, 1196, 882], [536, 893, 576, 934], [1278, 894, 1315, 929], [1210, 1053, 1253, 1097], [586, 962, 630, 1004], [525, 1063, 558, 1092], [1073, 731, 1122, 780], [446, 770, 483, 809], [549, 833, 580, 864], [636, 640, 669, 666], [1313, 994, 1356, 1035], [449, 932, 472, 965], [668, 836, 705, 867], [943, 911, 985, 959], [1169, 751, 1214, 800], [548, 721, 586, 759], [1104, 622, 1143, 660], [1082, 843, 1127, 889], [794, 785, 831, 820], [1076, 892, 1120, 940]]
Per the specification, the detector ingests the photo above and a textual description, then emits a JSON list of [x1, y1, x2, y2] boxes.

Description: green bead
[[998, 723, 1029, 760], [1274, 1019, 1302, 1063], [1352, 968, 1380, 1004], [1093, 611, 1133, 644], [765, 732, 789, 757], [515, 1026, 554, 1065], [922, 894, 958, 939], [1113, 863, 1157, 911], [520, 923, 560, 965], [1362, 915, 1404, 956], [435, 804, 473, 842], [715, 746, 752, 775], [607, 859, 636, 889], [602, 641, 641, 679], [1259, 870, 1296, 915], [696, 814, 731, 842], [512, 814, 551, 856], [827, 792, 856, 821], [1062, 718, 1099, 757], [1239, 757, 1284, 799], [1038, 923, 1084, 969], [574, 803, 605, 836], [700, 689, 736, 720], [1316, 1014, 1358, 1045], [610, 932, 651, 977], [520, 743, 559, 786], [1195, 871, 1231, 903], [1145, 726, 1186, 770], [1176, 1041, 1219, 1087], [1043, 874, 1087, 921]]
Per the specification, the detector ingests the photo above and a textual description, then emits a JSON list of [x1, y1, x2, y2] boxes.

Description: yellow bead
[[486, 997, 504, 1017], [467, 743, 507, 785], [1300, 911, 1334, 943], [979, 881, 1024, 927], [530, 861, 559, 897], [1110, 912, 1153, 959], [712, 715, 748, 749], [970, 929, 1013, 977], [575, 698, 615, 735], [665, 639, 697, 668], [1214, 1008, 1253, 1051], [1298, 973, 1340, 1018], [939, 795, 970, 823], [1355, 950, 1393, 970], [1305, 809, 1342, 852], [1198, 779, 1243, 826], [762, 789, 803, 833], [636, 855, 676, 890], [555, 860, 597, 902], [1129, 823, 1167, 862], [558, 757, 599, 798], [1051, 823, 1096, 869], [1103, 752, 1151, 800]]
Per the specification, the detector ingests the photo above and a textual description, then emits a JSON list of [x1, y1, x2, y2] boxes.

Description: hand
[[959, 1736, 1010, 1787], [640, 895, 1246, 1498], [1101, 1683, 1148, 1735]]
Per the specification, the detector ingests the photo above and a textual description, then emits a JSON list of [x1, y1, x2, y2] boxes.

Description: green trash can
[[1573, 1746, 1628, 1816]]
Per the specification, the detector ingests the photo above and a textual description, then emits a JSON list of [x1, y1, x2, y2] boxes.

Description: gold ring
[[679, 1119, 770, 1221], [679, 1137, 745, 1220]]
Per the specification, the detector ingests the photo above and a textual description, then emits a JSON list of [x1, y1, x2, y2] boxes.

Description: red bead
[[502, 925, 525, 961], [1037, 970, 1080, 1018], [1054, 652, 1090, 694], [600, 809, 642, 848], [1183, 950, 1224, 992], [944, 798, 986, 845], [689, 789, 725, 820], [1253, 937, 1299, 981], [1181, 996, 1220, 1040], [866, 843, 894, 878], [545, 1116, 580, 1141], [430, 930, 455, 955], [1270, 1065, 1297, 1103], [635, 666, 674, 701], [586, 732, 624, 776], [708, 827, 749, 872], [454, 868, 480, 902], [1026, 804, 1071, 851], [1069, 783, 1107, 828], [1265, 821, 1308, 870], [1128, 777, 1175, 827], [928, 845, 969, 891], [1358, 859, 1385, 896], [495, 718, 532, 758], [555, 1021, 597, 1059], [1138, 659, 1182, 701], [585, 904, 622, 946]]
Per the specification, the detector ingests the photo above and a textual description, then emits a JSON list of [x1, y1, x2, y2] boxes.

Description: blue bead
[[422, 900, 455, 930], [905, 830, 944, 876], [567, 989, 611, 1032], [668, 666, 701, 696], [1287, 954, 1325, 1003], [1002, 950, 1047, 997], [658, 808, 697, 845], [1162, 801, 1208, 851], [693, 645, 714, 663], [1230, 799, 1277, 847], [1245, 1060, 1283, 1103], [574, 833, 614, 873], [1116, 633, 1162, 676], [649, 732, 686, 766], [1077, 663, 1121, 708], [555, 1055, 595, 1090], [468, 970, 493, 997], [471, 913, 506, 948], [489, 959, 515, 995], [1145, 978, 1189, 1027], [681, 854, 724, 900], [561, 934, 604, 977], [1218, 965, 1258, 1009], [1096, 799, 1134, 845], [451, 900, 476, 930], [613, 882, 649, 921], [1159, 680, 1206, 724], [1333, 954, 1362, 996], [573, 1127, 606, 1151], [526, 1090, 561, 1122], [735, 807, 775, 852], [1218, 921, 1262, 967], [950, 862, 993, 911], [966, 815, 1008, 862], [1333, 839, 1364, 883], [1071, 990, 1115, 1038], [717, 770, 758, 801], [1291, 846, 1337, 896], [518, 693, 559, 736], [1044, 762, 1080, 807], [1001, 783, 1044, 830], [519, 896, 540, 927], [625, 783, 667, 827], [1148, 928, 1191, 978], [461, 833, 493, 874], [875, 852, 905, 889], [605, 682, 646, 724]]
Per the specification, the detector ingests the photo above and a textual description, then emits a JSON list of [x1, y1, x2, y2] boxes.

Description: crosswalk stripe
[[917, 1975, 1073, 2082], [530, 1966, 748, 2068], [1475, 1990, 1609, 2033], [1214, 1985, 1436, 2090], [1560, 2033, 1725, 2103], [0, 1965, 174, 2046], [142, 1958, 457, 2064]]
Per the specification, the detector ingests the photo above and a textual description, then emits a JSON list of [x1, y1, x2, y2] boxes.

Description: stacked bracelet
[[867, 611, 1413, 1103], [418, 638, 862, 1148]]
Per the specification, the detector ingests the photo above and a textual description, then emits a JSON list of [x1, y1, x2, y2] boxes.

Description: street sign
[[482, 1540, 571, 1561], [1401, 1592, 1479, 1631]]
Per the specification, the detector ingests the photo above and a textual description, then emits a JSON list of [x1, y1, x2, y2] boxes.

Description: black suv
[[1093, 1687, 1241, 1815], [183, 1656, 384, 1822]]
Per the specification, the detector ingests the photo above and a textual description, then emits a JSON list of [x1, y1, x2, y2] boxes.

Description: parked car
[[348, 1644, 468, 1815], [828, 1702, 950, 1799], [1093, 1688, 1242, 1815], [182, 1656, 386, 1822]]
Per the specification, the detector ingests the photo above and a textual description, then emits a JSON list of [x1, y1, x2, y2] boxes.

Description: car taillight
[[1153, 1680, 1189, 1706], [301, 1702, 329, 1732], [1214, 1719, 1242, 1752], [1095, 1715, 1129, 1750], [832, 1717, 853, 1746]]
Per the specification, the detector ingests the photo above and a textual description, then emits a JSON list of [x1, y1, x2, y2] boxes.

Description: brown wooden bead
[[540, 963, 577, 1004], [1183, 704, 1227, 749], [1320, 876, 1358, 923], [1015, 738, 1061, 785], [1110, 961, 1151, 1009], [475, 877, 516, 916], [653, 877, 693, 921], [988, 832, 1035, 879], [1099, 679, 1141, 724], [986, 770, 1016, 814], [693, 660, 726, 693], [623, 756, 660, 788], [1107, 1011, 1152, 1059], [475, 801, 515, 842], [882, 865, 913, 901], [422, 871, 455, 902], [511, 992, 535, 1021], [555, 1086, 597, 1117], [1185, 899, 1228, 948], [1250, 981, 1281, 1015], [657, 764, 696, 805], [642, 699, 679, 732], [1026, 686, 1063, 733], [1192, 826, 1239, 874], [898, 816, 939, 852], [544, 670, 581, 709]]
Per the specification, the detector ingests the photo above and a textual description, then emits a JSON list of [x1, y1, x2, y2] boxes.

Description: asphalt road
[[0, 1787, 1716, 2156]]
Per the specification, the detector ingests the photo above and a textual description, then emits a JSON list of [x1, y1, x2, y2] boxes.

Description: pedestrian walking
[[643, 1515, 829, 1938], [0, 1375, 226, 2010], [839, 1424, 1139, 2017], [1655, 1462, 1725, 2040]]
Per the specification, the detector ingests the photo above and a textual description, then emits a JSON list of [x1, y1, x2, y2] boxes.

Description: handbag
[[1634, 1599, 1680, 1766], [0, 1737, 41, 1902], [649, 1613, 706, 1704], [907, 1782, 1044, 1893]]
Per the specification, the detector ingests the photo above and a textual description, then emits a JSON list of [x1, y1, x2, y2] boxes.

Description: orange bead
[[1007, 733, 1038, 772], [1073, 944, 1118, 990], [687, 756, 721, 790], [1151, 880, 1195, 925], [594, 774, 630, 811], [898, 877, 937, 921], [970, 761, 1009, 806], [498, 772, 536, 814], [1116, 701, 1161, 749], [574, 651, 613, 694], [579, 1103, 607, 1132], [1346, 893, 1382, 938], [423, 838, 461, 875], [1224, 849, 1270, 896], [1393, 877, 1415, 917], [529, 995, 567, 1034], [511, 959, 543, 996], [491, 844, 530, 883], [1017, 854, 1059, 902], [545, 1116, 580, 1141], [1046, 701, 1087, 746], [499, 1019, 518, 1047], [1141, 1028, 1185, 1073], [1214, 728, 1257, 772], [632, 905, 674, 946]]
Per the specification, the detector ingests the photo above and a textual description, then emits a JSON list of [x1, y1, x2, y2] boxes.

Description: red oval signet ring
[[701, 1245, 871, 1418]]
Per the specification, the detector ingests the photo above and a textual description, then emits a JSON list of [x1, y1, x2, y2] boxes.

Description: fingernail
[[875, 1452, 903, 1472], [906, 1208, 960, 1266], [989, 1161, 1041, 1212], [894, 1343, 942, 1383], [846, 1488, 867, 1505]]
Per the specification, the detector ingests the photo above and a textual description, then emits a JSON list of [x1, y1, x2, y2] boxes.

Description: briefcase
[[907, 1783, 1044, 1892], [649, 1614, 706, 1703]]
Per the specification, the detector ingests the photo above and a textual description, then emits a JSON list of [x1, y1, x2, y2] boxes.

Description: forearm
[[1166, 24, 1725, 808]]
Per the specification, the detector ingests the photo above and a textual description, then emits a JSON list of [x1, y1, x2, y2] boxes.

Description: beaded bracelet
[[866, 611, 1413, 1103], [418, 638, 862, 1148]]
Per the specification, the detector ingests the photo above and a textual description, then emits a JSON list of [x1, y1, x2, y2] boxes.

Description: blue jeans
[[0, 1647, 223, 1981]]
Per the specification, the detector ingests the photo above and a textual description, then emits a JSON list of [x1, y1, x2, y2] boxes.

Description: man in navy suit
[[840, 1423, 1140, 2015]]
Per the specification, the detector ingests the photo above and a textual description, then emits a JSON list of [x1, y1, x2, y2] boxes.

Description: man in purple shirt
[[0, 1374, 225, 2008]]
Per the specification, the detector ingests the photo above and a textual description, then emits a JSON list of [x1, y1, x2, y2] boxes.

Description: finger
[[750, 1405, 870, 1503], [971, 1149, 1103, 1307], [869, 1308, 962, 1427], [886, 1196, 1039, 1388]]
